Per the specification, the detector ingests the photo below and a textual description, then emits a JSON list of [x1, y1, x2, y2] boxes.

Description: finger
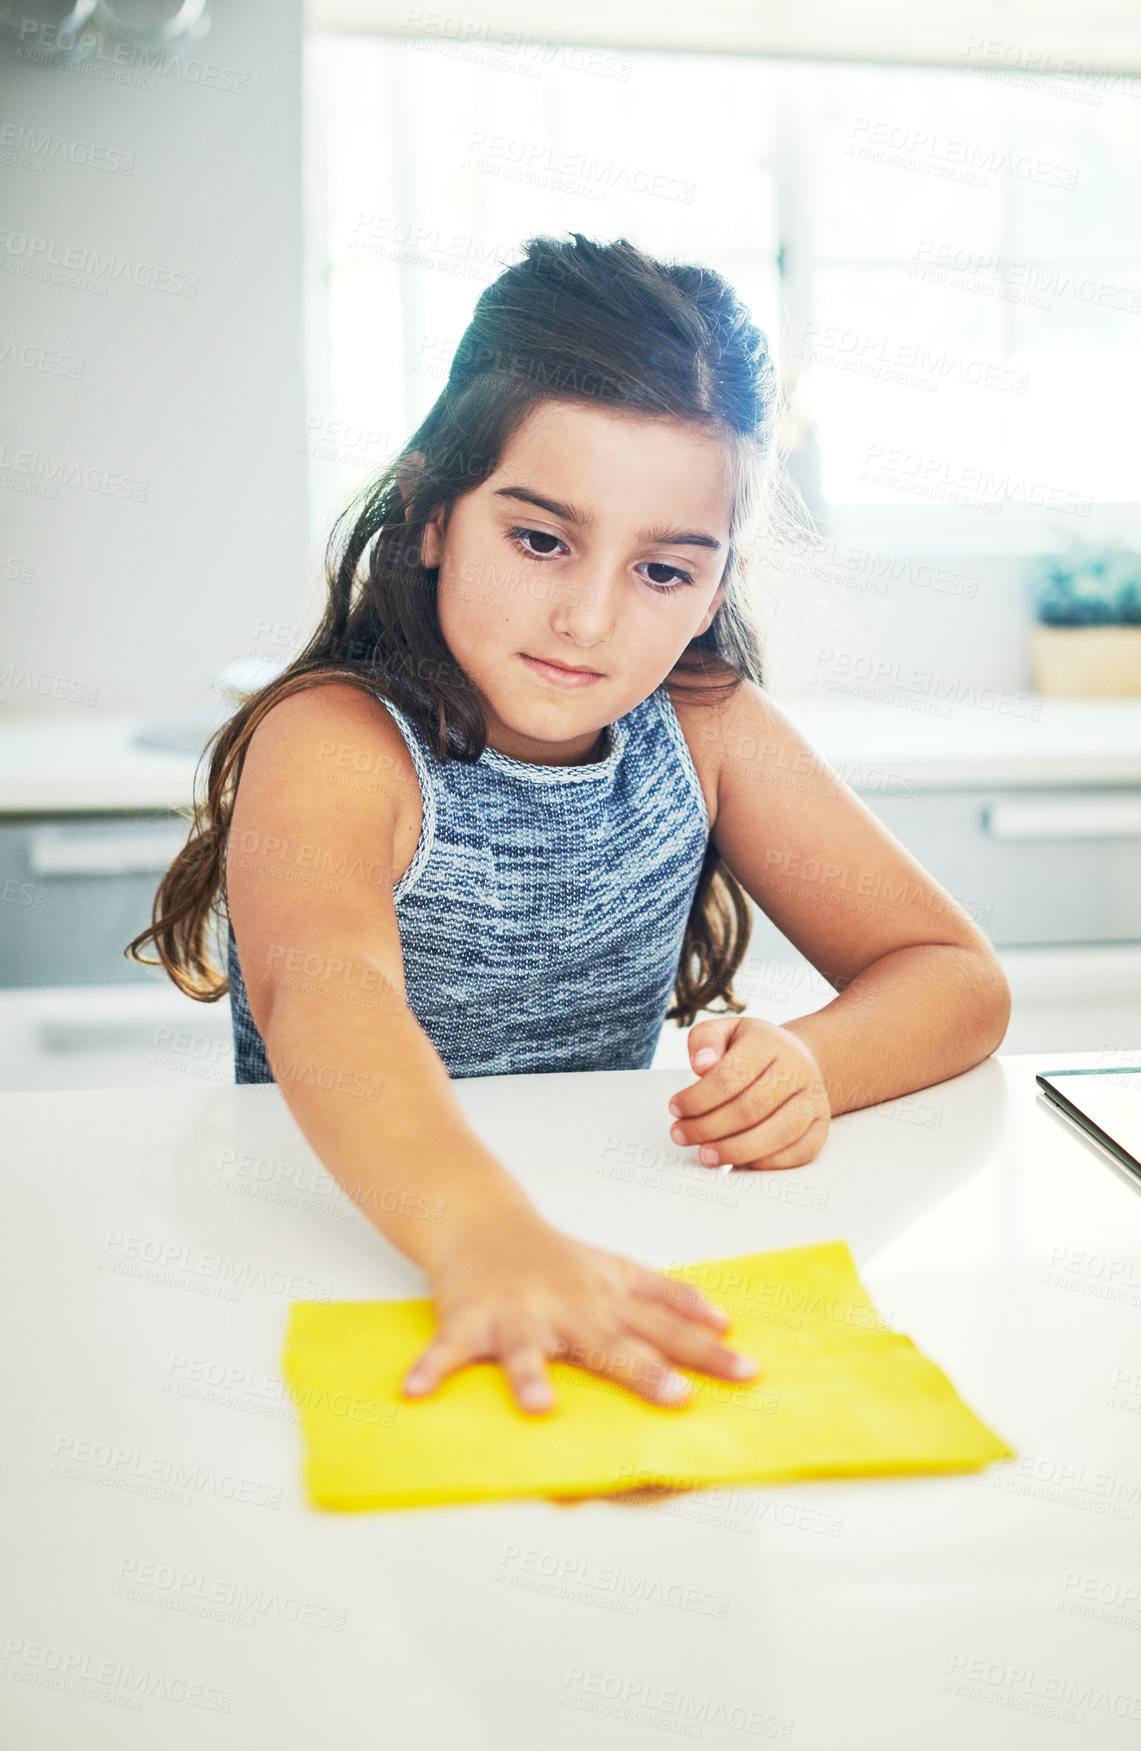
[[691, 1091, 821, 1170], [685, 1016, 739, 1076], [624, 1302, 758, 1382], [559, 1323, 693, 1408], [675, 1057, 807, 1151], [670, 1025, 781, 1123], [499, 1341, 557, 1416], [741, 1114, 830, 1170], [629, 1271, 732, 1330], [402, 1325, 484, 1397]]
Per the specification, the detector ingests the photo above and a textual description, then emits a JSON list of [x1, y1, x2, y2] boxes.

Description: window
[[782, 61, 1141, 533], [305, 35, 1141, 553]]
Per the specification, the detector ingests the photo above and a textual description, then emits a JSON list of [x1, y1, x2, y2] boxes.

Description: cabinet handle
[[28, 826, 188, 877], [983, 797, 1141, 841]]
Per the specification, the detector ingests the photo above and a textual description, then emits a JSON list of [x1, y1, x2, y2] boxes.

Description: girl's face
[[421, 398, 734, 766]]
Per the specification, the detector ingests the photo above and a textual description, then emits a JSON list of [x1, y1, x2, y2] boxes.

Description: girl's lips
[[519, 654, 604, 689]]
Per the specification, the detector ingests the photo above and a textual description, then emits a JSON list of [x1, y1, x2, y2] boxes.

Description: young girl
[[131, 232, 1010, 1419]]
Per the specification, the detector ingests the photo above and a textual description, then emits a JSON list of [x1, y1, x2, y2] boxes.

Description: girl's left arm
[[668, 679, 1011, 1167]]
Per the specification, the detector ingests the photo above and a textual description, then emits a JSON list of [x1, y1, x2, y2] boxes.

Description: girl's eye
[[507, 526, 694, 593], [508, 525, 566, 560], [638, 561, 695, 593]]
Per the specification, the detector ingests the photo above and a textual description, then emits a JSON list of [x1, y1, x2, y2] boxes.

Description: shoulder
[[224, 676, 423, 1024], [243, 677, 419, 798], [246, 676, 410, 757], [235, 677, 424, 867], [668, 670, 817, 761]]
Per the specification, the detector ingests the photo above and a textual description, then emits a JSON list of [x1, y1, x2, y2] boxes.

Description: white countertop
[[0, 715, 202, 814], [3, 698, 1141, 813], [2, 1052, 1139, 1747], [780, 696, 1141, 789]]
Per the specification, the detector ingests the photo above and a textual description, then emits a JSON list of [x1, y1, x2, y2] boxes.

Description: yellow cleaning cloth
[[282, 1239, 1014, 1511]]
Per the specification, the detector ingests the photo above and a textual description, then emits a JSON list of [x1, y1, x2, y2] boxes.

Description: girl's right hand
[[401, 1208, 759, 1415]]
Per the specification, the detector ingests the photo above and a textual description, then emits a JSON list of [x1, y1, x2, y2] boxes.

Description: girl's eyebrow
[[492, 484, 723, 552]]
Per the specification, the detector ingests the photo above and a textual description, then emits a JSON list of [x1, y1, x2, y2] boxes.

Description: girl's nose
[[549, 569, 619, 642]]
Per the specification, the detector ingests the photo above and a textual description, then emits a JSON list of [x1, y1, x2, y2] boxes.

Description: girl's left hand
[[667, 1017, 831, 1170]]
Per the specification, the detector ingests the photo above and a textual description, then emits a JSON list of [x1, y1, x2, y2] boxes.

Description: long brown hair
[[128, 232, 810, 1028]]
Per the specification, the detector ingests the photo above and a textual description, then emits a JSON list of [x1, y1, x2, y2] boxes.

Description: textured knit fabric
[[226, 679, 710, 1082]]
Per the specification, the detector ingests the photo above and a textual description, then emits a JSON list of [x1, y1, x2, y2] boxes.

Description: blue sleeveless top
[[225, 679, 710, 1081]]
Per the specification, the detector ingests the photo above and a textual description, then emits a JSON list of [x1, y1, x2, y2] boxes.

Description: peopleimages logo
[[945, 1653, 1141, 1724], [0, 230, 198, 297], [911, 240, 1141, 313], [846, 117, 1080, 189], [560, 1665, 794, 1738], [0, 1639, 233, 1713], [0, 120, 135, 173], [497, 1545, 731, 1617], [811, 647, 1043, 719], [49, 1434, 283, 1510], [12, 21, 249, 94], [99, 1230, 334, 1302], [0, 440, 147, 501]]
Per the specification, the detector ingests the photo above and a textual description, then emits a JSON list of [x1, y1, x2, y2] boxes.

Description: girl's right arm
[[226, 681, 757, 1414]]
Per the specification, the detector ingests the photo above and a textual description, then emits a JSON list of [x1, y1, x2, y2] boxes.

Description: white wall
[[0, 2, 310, 721]]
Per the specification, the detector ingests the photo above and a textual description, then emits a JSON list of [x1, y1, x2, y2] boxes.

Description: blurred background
[[1, 0, 1140, 1089]]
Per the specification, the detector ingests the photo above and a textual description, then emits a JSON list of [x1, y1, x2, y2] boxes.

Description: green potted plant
[[1029, 540, 1141, 695]]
